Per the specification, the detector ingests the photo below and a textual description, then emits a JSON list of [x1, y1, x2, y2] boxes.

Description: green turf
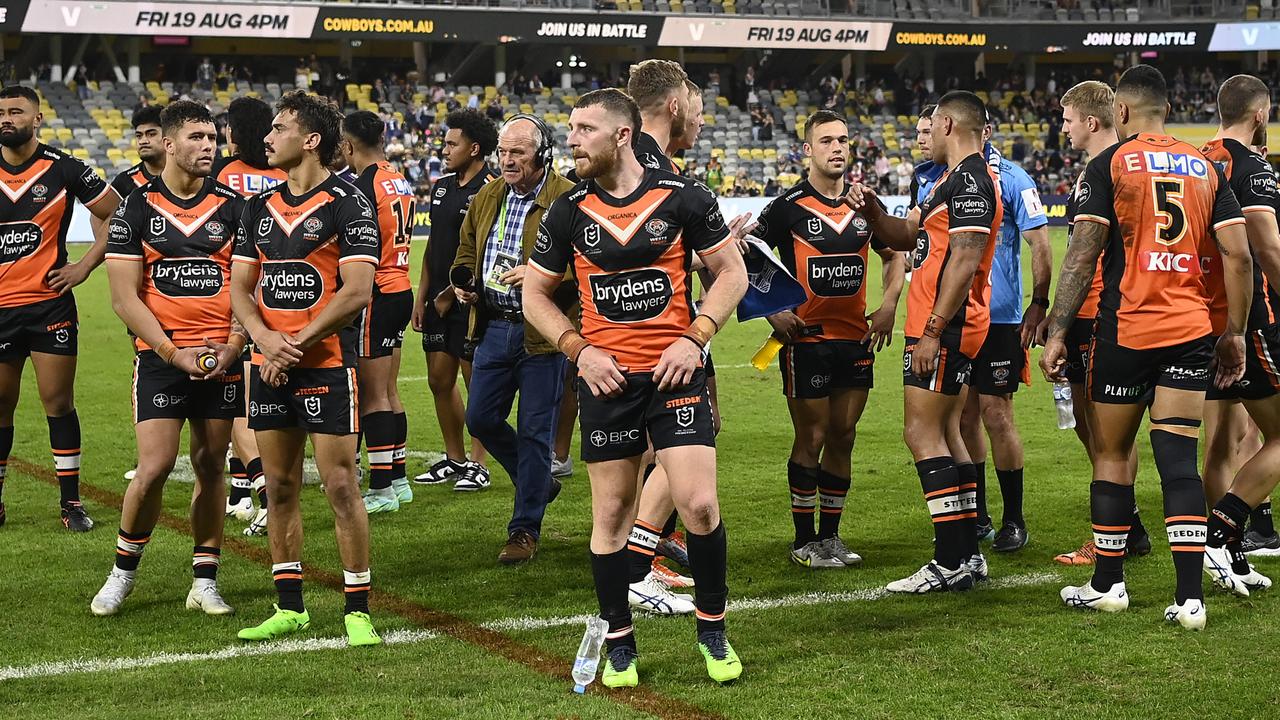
[[3, 230, 1279, 719]]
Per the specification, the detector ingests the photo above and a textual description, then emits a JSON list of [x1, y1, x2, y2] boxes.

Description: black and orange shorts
[[1064, 316, 1096, 386], [971, 323, 1031, 396], [576, 369, 716, 463], [1088, 334, 1212, 404], [248, 365, 360, 435], [357, 289, 413, 359], [0, 294, 78, 361], [780, 340, 874, 399], [132, 351, 243, 423], [1207, 325, 1280, 402], [902, 335, 973, 397]]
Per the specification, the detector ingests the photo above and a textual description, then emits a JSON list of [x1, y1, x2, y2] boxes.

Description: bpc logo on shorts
[[590, 430, 608, 447]]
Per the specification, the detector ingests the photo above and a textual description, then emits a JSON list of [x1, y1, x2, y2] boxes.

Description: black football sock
[[228, 457, 250, 504], [363, 411, 397, 491], [1251, 500, 1275, 536], [1151, 428, 1207, 603], [114, 528, 151, 574], [272, 562, 304, 612], [1129, 504, 1148, 540], [956, 462, 980, 559], [626, 518, 661, 584], [247, 457, 265, 509], [816, 468, 850, 541], [48, 411, 81, 504], [787, 461, 818, 548], [0, 425, 11, 503], [917, 456, 964, 570], [392, 411, 408, 483], [193, 545, 220, 581], [687, 522, 728, 635], [343, 569, 371, 614], [1089, 480, 1132, 593], [997, 467, 1025, 527], [974, 460, 989, 526], [591, 549, 635, 652]]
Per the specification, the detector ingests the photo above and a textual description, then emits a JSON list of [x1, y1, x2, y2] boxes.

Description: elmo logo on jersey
[[1124, 151, 1210, 179], [0, 221, 42, 264], [151, 259, 224, 297], [807, 255, 866, 297], [261, 261, 324, 309], [589, 268, 672, 322]]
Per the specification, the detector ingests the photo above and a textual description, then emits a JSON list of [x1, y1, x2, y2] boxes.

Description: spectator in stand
[[896, 155, 913, 194], [486, 99, 504, 123], [705, 156, 724, 192]]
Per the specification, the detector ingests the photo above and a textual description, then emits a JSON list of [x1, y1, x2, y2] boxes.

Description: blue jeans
[[465, 319, 566, 539]]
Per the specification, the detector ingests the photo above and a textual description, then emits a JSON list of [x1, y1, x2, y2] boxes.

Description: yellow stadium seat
[[359, 84, 372, 94], [39, 128, 55, 143], [56, 128, 73, 141], [763, 148, 777, 158], [703, 113, 715, 126], [71, 148, 90, 161], [106, 128, 123, 142], [711, 148, 725, 158], [716, 96, 730, 107], [998, 123, 1013, 134], [737, 148, 751, 159]]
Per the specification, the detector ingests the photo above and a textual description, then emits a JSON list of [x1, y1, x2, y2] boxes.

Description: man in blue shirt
[[959, 122, 1051, 553]]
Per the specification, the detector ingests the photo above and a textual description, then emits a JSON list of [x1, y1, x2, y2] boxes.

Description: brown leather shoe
[[498, 530, 538, 565]]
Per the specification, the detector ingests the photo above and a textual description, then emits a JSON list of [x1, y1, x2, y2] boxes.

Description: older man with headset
[[450, 114, 578, 564]]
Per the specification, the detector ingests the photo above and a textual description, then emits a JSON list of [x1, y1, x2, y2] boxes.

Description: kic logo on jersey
[[1144, 251, 1212, 274]]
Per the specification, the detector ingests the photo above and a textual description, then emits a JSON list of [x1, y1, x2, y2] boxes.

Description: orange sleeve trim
[[697, 233, 735, 256], [231, 256, 261, 266], [1074, 214, 1111, 227], [104, 253, 143, 262], [1213, 217, 1247, 231], [528, 260, 563, 279], [338, 254, 379, 265], [1242, 205, 1277, 214], [948, 226, 991, 235], [84, 183, 117, 210]]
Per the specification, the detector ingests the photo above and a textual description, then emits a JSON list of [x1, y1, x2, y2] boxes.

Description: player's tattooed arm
[[1045, 219, 1107, 340], [928, 230, 988, 323]]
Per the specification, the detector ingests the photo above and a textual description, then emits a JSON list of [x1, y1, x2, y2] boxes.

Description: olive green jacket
[[450, 169, 579, 355]]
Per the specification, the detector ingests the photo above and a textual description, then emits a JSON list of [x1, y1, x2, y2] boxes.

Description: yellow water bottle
[[751, 334, 785, 371]]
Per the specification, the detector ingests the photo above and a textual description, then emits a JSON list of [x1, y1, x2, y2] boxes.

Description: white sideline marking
[[0, 572, 1058, 682], [0, 629, 436, 682], [487, 571, 1060, 633]]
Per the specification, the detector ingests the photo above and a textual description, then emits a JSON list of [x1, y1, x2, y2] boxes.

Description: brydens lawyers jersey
[[212, 155, 287, 198], [1075, 133, 1244, 350], [352, 161, 414, 294], [1066, 169, 1105, 320], [0, 143, 113, 308], [754, 180, 887, 342], [110, 162, 156, 204], [233, 174, 381, 369], [427, 167, 494, 297], [908, 152, 1003, 358], [105, 177, 244, 351], [530, 168, 733, 372], [1200, 138, 1280, 333]]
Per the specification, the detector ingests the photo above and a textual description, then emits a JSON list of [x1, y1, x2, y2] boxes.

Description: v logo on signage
[[578, 189, 671, 246], [687, 23, 705, 41], [1244, 28, 1259, 46], [61, 6, 81, 27]]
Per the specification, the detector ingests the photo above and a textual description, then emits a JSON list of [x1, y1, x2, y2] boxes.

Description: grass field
[[3, 229, 1279, 720]]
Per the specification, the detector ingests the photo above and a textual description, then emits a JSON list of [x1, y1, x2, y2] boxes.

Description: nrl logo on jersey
[[583, 224, 600, 247], [807, 218, 823, 236], [150, 216, 166, 236], [258, 217, 274, 237]]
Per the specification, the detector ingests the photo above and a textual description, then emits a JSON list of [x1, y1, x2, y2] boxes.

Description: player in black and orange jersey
[[0, 85, 120, 531], [846, 90, 1002, 593], [1053, 81, 1152, 566], [1194, 75, 1280, 593], [341, 110, 415, 514], [525, 89, 747, 687], [230, 91, 382, 647], [1040, 65, 1253, 629], [411, 109, 496, 487], [214, 97, 289, 533], [751, 109, 904, 569], [613, 59, 710, 608], [90, 101, 246, 618], [110, 104, 165, 202]]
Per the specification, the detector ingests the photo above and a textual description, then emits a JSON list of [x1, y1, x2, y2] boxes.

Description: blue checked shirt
[[482, 175, 546, 311]]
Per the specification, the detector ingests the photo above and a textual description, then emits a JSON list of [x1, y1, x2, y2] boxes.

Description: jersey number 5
[[389, 198, 414, 249], [1152, 178, 1187, 247]]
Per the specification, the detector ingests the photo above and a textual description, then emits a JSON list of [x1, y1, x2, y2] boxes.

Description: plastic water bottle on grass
[[572, 616, 609, 694], [1053, 382, 1076, 430]]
